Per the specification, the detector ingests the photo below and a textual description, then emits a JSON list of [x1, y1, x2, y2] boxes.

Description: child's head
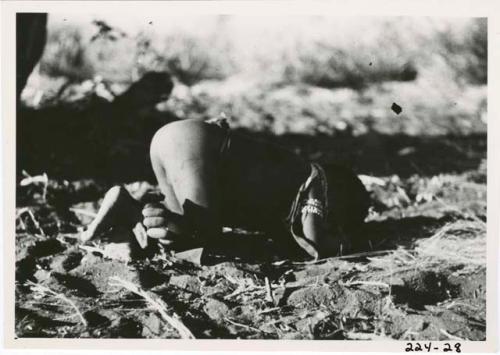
[[322, 163, 370, 236]]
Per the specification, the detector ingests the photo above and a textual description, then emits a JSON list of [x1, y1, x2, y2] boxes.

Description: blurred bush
[[38, 19, 237, 87], [272, 18, 486, 89], [25, 16, 486, 137], [160, 32, 237, 86], [39, 23, 95, 81], [435, 18, 487, 85], [279, 42, 418, 89], [36, 17, 486, 89], [132, 30, 237, 86], [276, 21, 418, 89]]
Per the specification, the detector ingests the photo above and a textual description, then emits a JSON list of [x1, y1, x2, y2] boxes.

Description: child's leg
[[81, 185, 142, 242], [169, 153, 221, 241], [148, 120, 225, 246]]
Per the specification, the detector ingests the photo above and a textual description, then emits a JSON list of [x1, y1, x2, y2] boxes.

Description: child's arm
[[301, 179, 342, 258]]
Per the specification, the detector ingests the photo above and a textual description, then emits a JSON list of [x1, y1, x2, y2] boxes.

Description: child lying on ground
[[81, 118, 370, 261]]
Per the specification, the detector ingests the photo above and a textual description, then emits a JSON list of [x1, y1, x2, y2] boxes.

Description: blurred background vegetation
[[22, 15, 487, 135]]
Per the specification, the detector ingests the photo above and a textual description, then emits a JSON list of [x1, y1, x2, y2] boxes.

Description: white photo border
[[2, 1, 499, 353]]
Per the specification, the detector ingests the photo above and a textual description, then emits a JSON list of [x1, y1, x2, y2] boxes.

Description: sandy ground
[[15, 166, 486, 340]]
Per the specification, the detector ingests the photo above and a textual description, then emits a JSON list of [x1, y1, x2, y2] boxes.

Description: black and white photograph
[[3, 1, 498, 351]]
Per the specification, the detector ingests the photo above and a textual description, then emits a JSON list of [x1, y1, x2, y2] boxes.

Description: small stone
[[49, 255, 67, 273], [142, 313, 162, 337], [72, 258, 139, 292], [287, 285, 338, 307], [169, 275, 201, 294], [282, 332, 304, 339], [203, 299, 230, 321], [102, 243, 132, 262], [388, 277, 405, 286], [34, 269, 51, 283], [62, 251, 84, 271], [295, 311, 328, 333]]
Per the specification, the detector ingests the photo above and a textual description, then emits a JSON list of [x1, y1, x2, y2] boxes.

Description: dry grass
[[109, 276, 195, 339], [367, 219, 486, 279], [27, 281, 88, 326], [413, 220, 486, 267]]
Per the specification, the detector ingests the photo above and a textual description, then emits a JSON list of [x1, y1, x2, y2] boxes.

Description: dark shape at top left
[[17, 13, 48, 99]]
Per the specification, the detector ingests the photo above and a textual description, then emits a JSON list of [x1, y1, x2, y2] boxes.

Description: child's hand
[[142, 202, 176, 246]]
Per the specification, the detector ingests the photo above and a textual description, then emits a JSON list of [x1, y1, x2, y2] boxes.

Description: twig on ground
[[440, 329, 467, 341], [339, 280, 391, 288], [59, 234, 81, 240], [27, 281, 87, 326], [345, 331, 391, 340], [224, 317, 268, 334], [257, 306, 281, 315], [376, 266, 419, 278], [358, 175, 387, 187], [70, 208, 98, 219], [264, 277, 275, 304], [222, 274, 239, 285], [20, 172, 48, 201], [398, 249, 417, 260], [444, 301, 480, 310], [223, 278, 263, 300], [224, 286, 263, 300], [17, 208, 45, 236], [109, 276, 195, 339], [291, 250, 393, 265], [79, 245, 106, 255], [17, 216, 27, 230]]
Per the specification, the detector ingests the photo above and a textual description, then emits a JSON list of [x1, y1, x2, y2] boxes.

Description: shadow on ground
[[199, 215, 451, 264], [17, 102, 486, 184]]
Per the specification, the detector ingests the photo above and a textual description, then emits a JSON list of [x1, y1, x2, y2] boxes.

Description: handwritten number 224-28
[[405, 342, 461, 352]]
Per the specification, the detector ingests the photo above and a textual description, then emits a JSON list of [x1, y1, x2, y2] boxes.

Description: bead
[[305, 198, 323, 208], [301, 205, 324, 218]]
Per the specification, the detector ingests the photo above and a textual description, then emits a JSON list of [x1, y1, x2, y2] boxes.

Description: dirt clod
[[53, 272, 101, 297], [204, 299, 230, 321], [83, 310, 110, 327], [112, 318, 143, 338], [287, 285, 339, 308], [141, 313, 163, 337], [62, 251, 84, 271], [169, 275, 201, 294], [27, 239, 66, 258], [391, 271, 456, 309]]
